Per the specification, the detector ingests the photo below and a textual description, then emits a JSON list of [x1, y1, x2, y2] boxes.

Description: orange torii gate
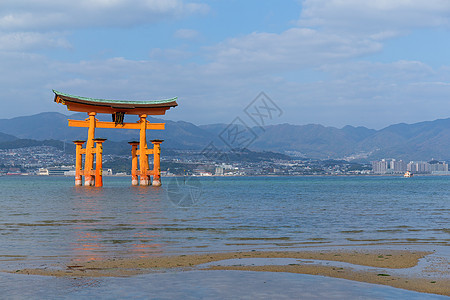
[[53, 90, 178, 187]]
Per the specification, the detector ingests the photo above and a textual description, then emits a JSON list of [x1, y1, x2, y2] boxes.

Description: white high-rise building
[[372, 159, 388, 174], [390, 159, 407, 173], [215, 166, 224, 176], [429, 162, 448, 172], [407, 161, 430, 173]]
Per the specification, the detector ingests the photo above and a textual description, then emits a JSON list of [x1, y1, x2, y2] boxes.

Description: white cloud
[[0, 0, 209, 31], [2, 45, 449, 129], [174, 28, 200, 40], [1, 0, 450, 130], [0, 31, 70, 51], [206, 28, 381, 74], [149, 47, 193, 61], [276, 60, 450, 128], [319, 60, 435, 83], [198, 0, 450, 75], [299, 0, 450, 35], [0, 0, 208, 51]]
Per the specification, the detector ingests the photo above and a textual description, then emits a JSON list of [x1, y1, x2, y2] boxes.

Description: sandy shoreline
[[6, 249, 449, 296]]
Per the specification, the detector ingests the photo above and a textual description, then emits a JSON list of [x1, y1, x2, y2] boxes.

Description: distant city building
[[47, 166, 75, 176], [372, 159, 447, 174], [215, 166, 224, 176], [37, 168, 49, 176], [429, 161, 448, 172], [390, 159, 407, 173], [372, 159, 388, 174], [199, 172, 212, 176], [104, 169, 113, 176], [407, 161, 430, 173]]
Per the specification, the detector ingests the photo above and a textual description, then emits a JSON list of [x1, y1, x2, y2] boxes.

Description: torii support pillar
[[151, 139, 163, 186], [73, 140, 86, 186], [139, 114, 150, 186], [94, 138, 107, 187], [84, 112, 97, 186], [128, 141, 139, 186]]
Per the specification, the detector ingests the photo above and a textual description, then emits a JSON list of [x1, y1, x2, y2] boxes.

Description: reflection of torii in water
[[53, 90, 178, 187]]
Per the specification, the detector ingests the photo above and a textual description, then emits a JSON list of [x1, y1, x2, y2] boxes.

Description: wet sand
[[7, 250, 449, 296]]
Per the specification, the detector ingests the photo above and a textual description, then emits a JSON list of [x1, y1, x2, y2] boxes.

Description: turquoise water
[[0, 175, 449, 298]]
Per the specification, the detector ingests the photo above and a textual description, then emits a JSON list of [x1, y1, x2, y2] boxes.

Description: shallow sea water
[[0, 175, 449, 298], [0, 270, 448, 300]]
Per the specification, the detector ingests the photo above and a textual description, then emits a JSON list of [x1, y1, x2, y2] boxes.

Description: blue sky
[[1, 0, 450, 129]]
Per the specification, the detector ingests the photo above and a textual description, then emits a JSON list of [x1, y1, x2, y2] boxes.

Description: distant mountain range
[[1, 112, 450, 161]]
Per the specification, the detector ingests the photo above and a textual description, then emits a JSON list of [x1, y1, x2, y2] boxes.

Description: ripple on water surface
[[0, 176, 449, 264]]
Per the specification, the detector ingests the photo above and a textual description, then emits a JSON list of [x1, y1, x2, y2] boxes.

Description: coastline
[[3, 173, 449, 178], [7, 249, 449, 296]]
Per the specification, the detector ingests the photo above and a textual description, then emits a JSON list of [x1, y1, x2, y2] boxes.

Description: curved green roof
[[53, 90, 177, 105]]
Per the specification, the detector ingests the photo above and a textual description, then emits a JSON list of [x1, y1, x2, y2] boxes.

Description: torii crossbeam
[[53, 90, 178, 187]]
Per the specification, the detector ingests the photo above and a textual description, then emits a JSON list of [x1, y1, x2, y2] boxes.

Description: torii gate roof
[[53, 90, 178, 115]]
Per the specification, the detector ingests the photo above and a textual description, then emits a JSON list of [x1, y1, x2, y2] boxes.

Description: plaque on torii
[[53, 90, 178, 187]]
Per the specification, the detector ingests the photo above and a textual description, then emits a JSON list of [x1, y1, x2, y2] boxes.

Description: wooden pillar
[[128, 141, 139, 186], [73, 140, 85, 186], [94, 138, 106, 187], [151, 139, 163, 186], [84, 112, 97, 186], [139, 114, 150, 186]]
